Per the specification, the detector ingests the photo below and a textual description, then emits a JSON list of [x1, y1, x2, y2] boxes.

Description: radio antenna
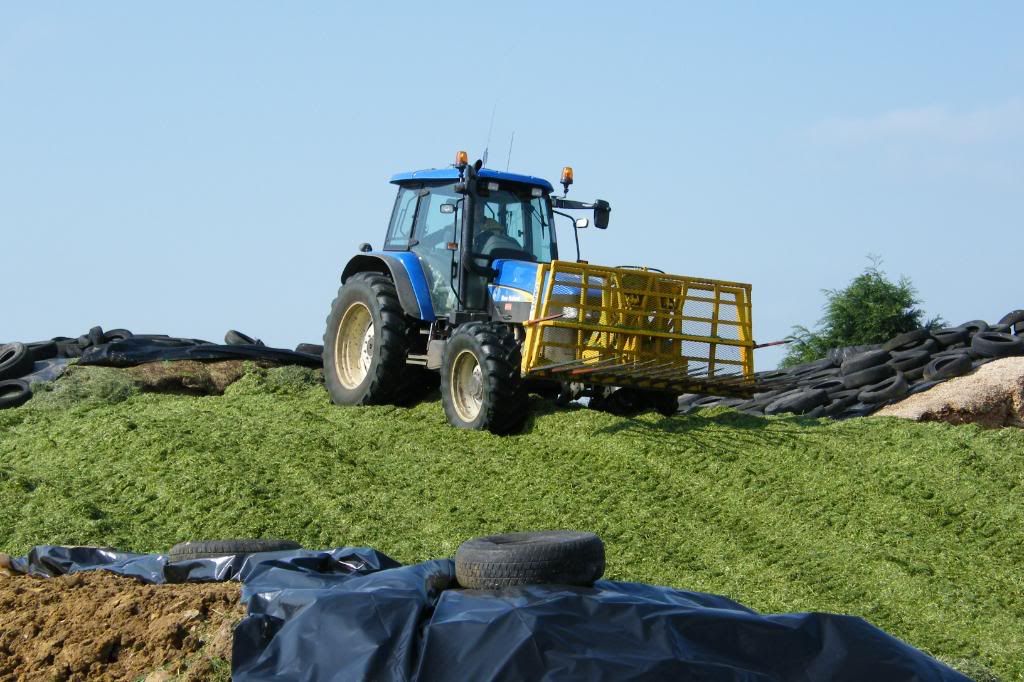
[[482, 100, 497, 167], [505, 131, 515, 171]]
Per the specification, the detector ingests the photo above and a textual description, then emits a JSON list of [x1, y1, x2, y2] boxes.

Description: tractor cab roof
[[389, 168, 554, 193]]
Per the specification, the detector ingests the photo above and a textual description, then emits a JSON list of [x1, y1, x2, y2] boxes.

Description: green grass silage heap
[[1, 365, 1021, 679]]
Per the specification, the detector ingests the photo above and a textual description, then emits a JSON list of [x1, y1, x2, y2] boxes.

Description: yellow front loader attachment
[[522, 261, 758, 397]]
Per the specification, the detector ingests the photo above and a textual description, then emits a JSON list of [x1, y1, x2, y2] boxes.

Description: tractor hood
[[489, 259, 603, 303], [488, 259, 607, 325], [490, 259, 539, 302], [488, 260, 538, 322]]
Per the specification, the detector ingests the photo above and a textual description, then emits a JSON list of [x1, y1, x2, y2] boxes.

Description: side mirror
[[593, 199, 610, 229], [574, 217, 589, 229], [440, 203, 456, 214]]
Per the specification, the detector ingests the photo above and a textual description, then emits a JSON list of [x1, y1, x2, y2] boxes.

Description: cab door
[[407, 184, 463, 317]]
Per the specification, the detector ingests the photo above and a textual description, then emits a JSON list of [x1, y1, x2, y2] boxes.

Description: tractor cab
[[383, 154, 610, 322]]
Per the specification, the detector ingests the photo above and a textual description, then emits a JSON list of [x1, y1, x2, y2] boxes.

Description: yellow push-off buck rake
[[323, 152, 767, 434], [522, 261, 754, 396]]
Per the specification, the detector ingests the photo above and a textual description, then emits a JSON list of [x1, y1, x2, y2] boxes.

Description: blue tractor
[[325, 152, 757, 433]]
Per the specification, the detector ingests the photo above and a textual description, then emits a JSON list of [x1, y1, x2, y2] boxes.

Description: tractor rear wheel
[[441, 322, 528, 434], [323, 272, 419, 406]]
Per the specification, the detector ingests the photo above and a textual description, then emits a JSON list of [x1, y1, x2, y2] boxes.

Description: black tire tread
[[441, 322, 528, 434], [765, 388, 829, 415], [888, 349, 931, 372], [103, 328, 134, 343], [958, 320, 989, 335], [225, 329, 262, 346], [455, 531, 605, 589], [997, 310, 1024, 327], [0, 343, 34, 382], [87, 326, 105, 347], [882, 328, 930, 352], [0, 379, 32, 410], [168, 538, 301, 561], [858, 372, 909, 404], [842, 363, 895, 389], [923, 354, 973, 382], [840, 349, 892, 375], [932, 327, 969, 348], [26, 340, 58, 361], [971, 331, 1024, 358], [323, 273, 424, 406]]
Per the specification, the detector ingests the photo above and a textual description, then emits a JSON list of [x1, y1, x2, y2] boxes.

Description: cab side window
[[385, 187, 419, 250], [414, 185, 461, 245]]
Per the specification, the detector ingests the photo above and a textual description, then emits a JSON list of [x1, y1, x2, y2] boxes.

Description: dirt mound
[[0, 569, 243, 681], [875, 357, 1024, 427], [124, 360, 254, 395]]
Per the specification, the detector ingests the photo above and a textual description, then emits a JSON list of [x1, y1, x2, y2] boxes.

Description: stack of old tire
[[0, 342, 37, 410], [0, 326, 322, 411], [0, 326, 136, 410], [679, 309, 1024, 419]]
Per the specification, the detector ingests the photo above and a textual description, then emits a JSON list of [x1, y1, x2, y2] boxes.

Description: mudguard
[[341, 253, 436, 321]]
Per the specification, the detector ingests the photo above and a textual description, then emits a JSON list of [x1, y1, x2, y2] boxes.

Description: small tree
[[780, 258, 940, 368]]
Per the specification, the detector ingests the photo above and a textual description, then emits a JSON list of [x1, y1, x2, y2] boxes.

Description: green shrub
[[781, 258, 941, 368]]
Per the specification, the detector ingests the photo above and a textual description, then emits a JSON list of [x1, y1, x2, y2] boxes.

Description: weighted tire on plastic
[[0, 380, 31, 410], [765, 388, 829, 415], [225, 329, 263, 346], [858, 372, 909, 405], [958, 320, 989, 336], [26, 340, 58, 361], [295, 343, 324, 356], [888, 349, 931, 373], [168, 539, 301, 561], [923, 354, 973, 382], [882, 328, 930, 352], [0, 343, 33, 381], [971, 331, 1024, 358], [842, 363, 895, 390], [997, 309, 1024, 335], [455, 531, 605, 589], [840, 349, 891, 375], [932, 327, 969, 348]]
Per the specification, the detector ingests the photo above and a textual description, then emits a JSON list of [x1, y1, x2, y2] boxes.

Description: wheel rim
[[335, 302, 374, 389], [451, 349, 484, 422]]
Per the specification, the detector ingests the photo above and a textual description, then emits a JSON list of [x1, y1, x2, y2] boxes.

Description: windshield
[[473, 184, 557, 263]]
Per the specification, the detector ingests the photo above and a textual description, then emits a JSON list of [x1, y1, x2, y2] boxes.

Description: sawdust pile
[[875, 357, 1024, 427]]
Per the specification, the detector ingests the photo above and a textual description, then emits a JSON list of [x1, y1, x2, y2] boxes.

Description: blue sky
[[2, 3, 1021, 369]]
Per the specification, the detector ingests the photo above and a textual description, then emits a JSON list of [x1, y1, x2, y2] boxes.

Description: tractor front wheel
[[441, 322, 528, 434], [323, 273, 418, 405]]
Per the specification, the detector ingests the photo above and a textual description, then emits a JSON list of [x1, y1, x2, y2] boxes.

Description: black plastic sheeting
[[1, 329, 322, 410], [77, 336, 321, 368], [20, 357, 72, 385], [10, 545, 967, 681]]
